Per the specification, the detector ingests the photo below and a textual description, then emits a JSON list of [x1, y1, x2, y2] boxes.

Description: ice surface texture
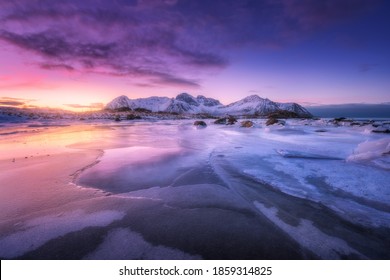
[[1, 119, 389, 259]]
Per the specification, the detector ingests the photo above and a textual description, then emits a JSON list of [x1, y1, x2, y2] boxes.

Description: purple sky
[[0, 0, 389, 110]]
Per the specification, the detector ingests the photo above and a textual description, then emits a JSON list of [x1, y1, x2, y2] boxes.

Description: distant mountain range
[[105, 93, 312, 117]]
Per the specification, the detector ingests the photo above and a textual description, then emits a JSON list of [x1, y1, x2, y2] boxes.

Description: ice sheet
[[253, 201, 366, 259], [84, 228, 201, 260], [0, 210, 125, 258]]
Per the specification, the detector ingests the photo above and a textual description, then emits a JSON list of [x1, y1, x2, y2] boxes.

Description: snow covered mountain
[[220, 95, 280, 115], [165, 93, 223, 114], [105, 93, 312, 117], [105, 95, 172, 112]]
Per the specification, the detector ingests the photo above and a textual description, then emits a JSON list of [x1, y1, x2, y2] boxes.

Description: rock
[[126, 114, 141, 120], [214, 117, 227, 124], [214, 116, 237, 125], [266, 117, 279, 126], [227, 115, 237, 125], [332, 117, 353, 124], [134, 108, 152, 113], [315, 129, 327, 133], [334, 117, 347, 122], [114, 116, 121, 122], [372, 129, 390, 134], [193, 120, 207, 127], [267, 110, 300, 119], [241, 120, 254, 127]]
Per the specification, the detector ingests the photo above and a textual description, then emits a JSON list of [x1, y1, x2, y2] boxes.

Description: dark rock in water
[[126, 114, 141, 120], [214, 117, 227, 124], [372, 129, 390, 134], [332, 117, 353, 125], [241, 120, 254, 127], [193, 120, 207, 127], [267, 110, 300, 119], [214, 116, 237, 125], [114, 116, 121, 122], [227, 115, 237, 125], [315, 129, 327, 132], [266, 117, 279, 126]]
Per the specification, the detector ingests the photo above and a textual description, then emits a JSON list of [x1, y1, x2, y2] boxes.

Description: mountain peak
[[241, 95, 266, 103], [105, 93, 312, 117], [105, 95, 130, 110], [175, 93, 198, 106]]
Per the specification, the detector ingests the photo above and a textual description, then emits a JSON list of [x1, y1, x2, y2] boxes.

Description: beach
[[0, 119, 389, 259]]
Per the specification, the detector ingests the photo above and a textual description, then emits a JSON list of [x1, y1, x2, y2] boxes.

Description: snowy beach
[[0, 118, 389, 259]]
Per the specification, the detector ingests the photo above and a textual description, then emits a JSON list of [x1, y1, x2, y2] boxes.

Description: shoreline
[[0, 125, 108, 222]]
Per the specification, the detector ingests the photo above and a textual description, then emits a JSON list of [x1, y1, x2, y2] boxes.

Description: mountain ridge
[[105, 93, 312, 118]]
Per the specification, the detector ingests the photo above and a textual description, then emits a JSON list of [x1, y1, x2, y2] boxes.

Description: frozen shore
[[0, 119, 389, 259]]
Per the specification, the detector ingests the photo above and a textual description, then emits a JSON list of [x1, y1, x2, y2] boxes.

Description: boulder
[[372, 129, 390, 134], [214, 117, 227, 124], [266, 117, 279, 126], [214, 116, 237, 125], [193, 120, 207, 127], [241, 120, 254, 127], [126, 114, 141, 120], [227, 115, 237, 125]]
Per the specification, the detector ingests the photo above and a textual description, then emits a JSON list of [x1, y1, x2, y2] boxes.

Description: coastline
[[0, 119, 389, 260], [0, 125, 106, 221]]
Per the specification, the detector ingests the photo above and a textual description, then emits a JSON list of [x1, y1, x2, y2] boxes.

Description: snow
[[104, 93, 311, 117], [276, 149, 344, 160], [76, 119, 390, 229], [1, 117, 389, 259], [347, 138, 390, 168], [106, 96, 172, 112]]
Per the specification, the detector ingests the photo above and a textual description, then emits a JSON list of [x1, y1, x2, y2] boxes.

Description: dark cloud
[[0, 100, 25, 106], [1, 96, 36, 101], [0, 0, 382, 87], [40, 63, 74, 71], [0, 97, 36, 107]]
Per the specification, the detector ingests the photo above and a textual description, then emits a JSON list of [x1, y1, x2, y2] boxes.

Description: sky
[[0, 0, 389, 111]]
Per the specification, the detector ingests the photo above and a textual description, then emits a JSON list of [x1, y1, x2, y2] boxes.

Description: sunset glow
[[0, 0, 389, 109]]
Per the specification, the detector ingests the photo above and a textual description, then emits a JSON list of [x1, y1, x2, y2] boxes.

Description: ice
[[0, 210, 125, 259], [84, 228, 201, 260], [2, 118, 389, 259], [119, 184, 250, 211], [205, 119, 390, 227], [276, 149, 343, 160], [253, 201, 367, 259], [347, 139, 390, 169]]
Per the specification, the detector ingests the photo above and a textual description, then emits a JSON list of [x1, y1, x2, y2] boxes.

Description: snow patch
[[347, 139, 390, 164]]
